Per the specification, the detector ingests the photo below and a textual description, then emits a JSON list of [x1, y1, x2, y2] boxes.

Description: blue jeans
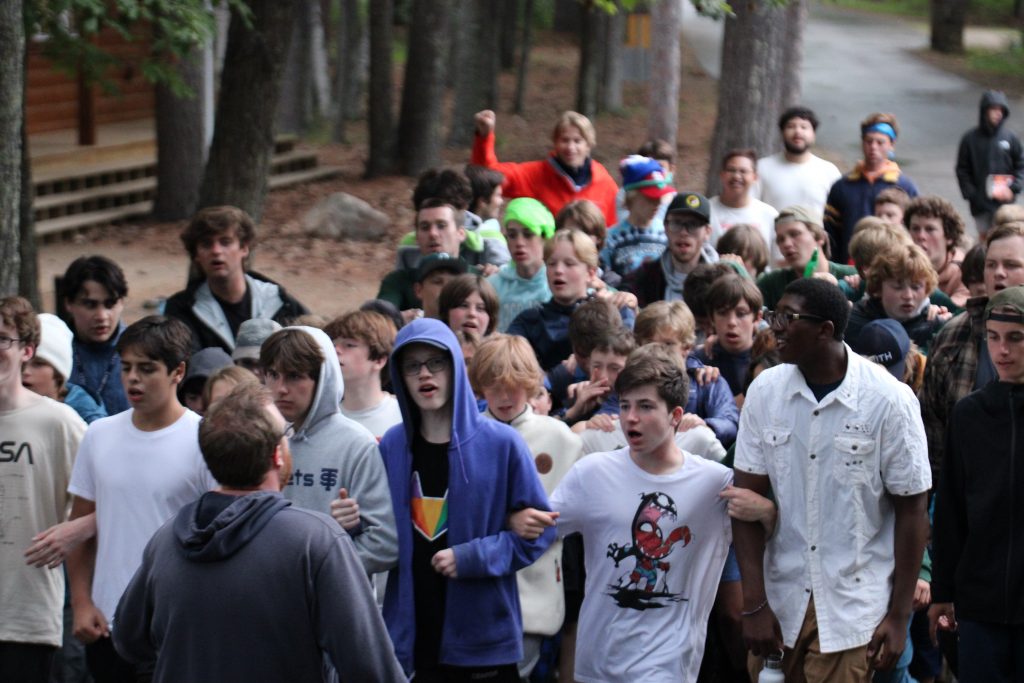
[[958, 619, 1024, 682], [871, 619, 914, 683]]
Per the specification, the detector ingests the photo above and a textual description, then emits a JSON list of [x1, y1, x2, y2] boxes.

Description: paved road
[[682, 1, 1024, 241]]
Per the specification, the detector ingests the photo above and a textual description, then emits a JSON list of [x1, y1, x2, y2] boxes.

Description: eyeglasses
[[0, 336, 23, 350], [401, 356, 449, 377], [664, 219, 707, 235], [764, 310, 827, 329]]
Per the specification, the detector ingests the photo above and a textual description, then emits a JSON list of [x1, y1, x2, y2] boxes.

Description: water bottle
[[758, 653, 785, 682]]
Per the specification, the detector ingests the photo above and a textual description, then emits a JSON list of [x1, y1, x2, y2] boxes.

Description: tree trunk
[[19, 49, 38, 308], [554, 0, 580, 32], [0, 0, 24, 296], [780, 0, 807, 109], [647, 0, 683, 150], [334, 0, 367, 142], [366, 0, 395, 177], [706, 0, 788, 197], [309, 0, 331, 119], [153, 47, 207, 221], [576, 3, 602, 118], [198, 0, 297, 221], [514, 0, 535, 115], [448, 0, 500, 147], [601, 7, 625, 113], [500, 0, 518, 70], [930, 0, 966, 54], [397, 0, 453, 176], [276, 0, 314, 134]]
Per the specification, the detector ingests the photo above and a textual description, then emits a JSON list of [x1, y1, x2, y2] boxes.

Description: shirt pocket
[[762, 427, 792, 481], [833, 435, 876, 486]]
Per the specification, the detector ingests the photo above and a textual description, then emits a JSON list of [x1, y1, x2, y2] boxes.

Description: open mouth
[[418, 382, 439, 398], [127, 388, 144, 401]]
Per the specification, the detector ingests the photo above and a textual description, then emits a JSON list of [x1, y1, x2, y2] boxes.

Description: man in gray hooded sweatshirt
[[113, 383, 405, 682], [260, 325, 398, 575], [956, 90, 1024, 236]]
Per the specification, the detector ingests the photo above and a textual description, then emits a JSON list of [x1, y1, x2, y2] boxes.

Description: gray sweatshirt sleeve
[[316, 527, 406, 682], [344, 439, 400, 574]]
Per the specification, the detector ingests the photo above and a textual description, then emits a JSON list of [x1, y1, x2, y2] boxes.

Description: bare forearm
[[66, 538, 96, 609], [890, 493, 929, 619]]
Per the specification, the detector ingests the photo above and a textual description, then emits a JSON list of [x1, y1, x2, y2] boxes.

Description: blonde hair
[[552, 111, 596, 149], [848, 219, 912, 271], [555, 200, 607, 250], [994, 204, 1024, 227], [202, 365, 260, 409], [634, 300, 696, 348], [544, 228, 599, 269], [468, 334, 545, 396], [866, 244, 938, 296]]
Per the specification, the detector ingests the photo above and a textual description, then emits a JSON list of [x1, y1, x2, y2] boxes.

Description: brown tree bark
[[647, 0, 683, 149], [706, 0, 788, 196], [19, 49, 38, 308], [334, 0, 368, 142], [500, 0, 519, 70], [198, 0, 297, 221], [397, 0, 453, 176], [576, 2, 603, 118], [0, 0, 25, 296], [366, 0, 395, 177], [780, 0, 807, 109], [153, 47, 206, 221], [930, 0, 966, 54], [448, 0, 500, 147], [601, 6, 625, 113], [514, 0, 536, 115]]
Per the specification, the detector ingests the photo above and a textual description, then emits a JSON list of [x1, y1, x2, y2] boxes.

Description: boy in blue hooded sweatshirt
[[260, 326, 398, 576], [379, 318, 555, 681]]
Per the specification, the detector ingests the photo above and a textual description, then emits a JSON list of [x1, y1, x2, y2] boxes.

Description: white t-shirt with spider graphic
[[551, 447, 732, 683]]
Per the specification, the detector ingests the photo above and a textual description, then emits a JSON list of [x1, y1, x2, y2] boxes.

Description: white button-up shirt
[[734, 348, 931, 653]]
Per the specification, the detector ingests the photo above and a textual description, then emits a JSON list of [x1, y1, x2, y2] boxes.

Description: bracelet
[[741, 599, 769, 617]]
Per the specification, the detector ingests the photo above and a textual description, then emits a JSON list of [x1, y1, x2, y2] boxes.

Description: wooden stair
[[33, 135, 342, 236]]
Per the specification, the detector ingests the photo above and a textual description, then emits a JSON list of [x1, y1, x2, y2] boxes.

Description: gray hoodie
[[113, 491, 405, 682], [280, 326, 399, 574]]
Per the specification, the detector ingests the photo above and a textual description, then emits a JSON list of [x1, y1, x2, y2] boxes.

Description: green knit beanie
[[502, 197, 556, 239]]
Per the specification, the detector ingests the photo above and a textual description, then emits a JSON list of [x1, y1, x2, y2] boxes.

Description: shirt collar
[[780, 345, 861, 409]]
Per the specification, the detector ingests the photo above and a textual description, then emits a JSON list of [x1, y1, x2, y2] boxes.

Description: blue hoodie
[[70, 322, 129, 415], [379, 318, 555, 674]]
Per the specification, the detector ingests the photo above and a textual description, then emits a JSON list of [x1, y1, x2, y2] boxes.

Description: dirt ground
[[37, 33, 719, 322]]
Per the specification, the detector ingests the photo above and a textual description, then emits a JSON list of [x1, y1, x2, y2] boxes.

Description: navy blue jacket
[[825, 163, 918, 264], [508, 297, 636, 371]]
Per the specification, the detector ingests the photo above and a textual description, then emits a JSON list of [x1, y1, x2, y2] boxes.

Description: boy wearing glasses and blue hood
[[379, 318, 555, 682]]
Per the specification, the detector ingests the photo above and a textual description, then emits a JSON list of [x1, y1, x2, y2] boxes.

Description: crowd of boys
[[1, 91, 1023, 683]]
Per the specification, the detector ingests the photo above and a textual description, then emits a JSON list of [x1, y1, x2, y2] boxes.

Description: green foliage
[[968, 42, 1024, 76], [25, 0, 250, 97], [827, 0, 1020, 24]]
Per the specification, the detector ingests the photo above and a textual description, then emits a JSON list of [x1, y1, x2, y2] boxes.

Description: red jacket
[[471, 132, 619, 226]]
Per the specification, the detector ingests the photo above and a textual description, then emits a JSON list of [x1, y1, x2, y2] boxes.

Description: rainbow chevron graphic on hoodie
[[411, 471, 448, 541]]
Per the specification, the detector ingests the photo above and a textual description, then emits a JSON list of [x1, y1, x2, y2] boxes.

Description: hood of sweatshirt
[[980, 90, 1011, 133], [286, 325, 344, 442], [389, 318, 482, 463], [174, 491, 290, 562]]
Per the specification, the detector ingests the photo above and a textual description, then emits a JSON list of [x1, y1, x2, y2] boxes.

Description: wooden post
[[76, 66, 96, 146]]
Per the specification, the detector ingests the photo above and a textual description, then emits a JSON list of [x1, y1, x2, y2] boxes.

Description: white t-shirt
[[551, 448, 733, 682], [752, 152, 841, 218], [0, 397, 86, 646], [341, 395, 402, 442], [68, 409, 216, 622], [708, 196, 780, 261]]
